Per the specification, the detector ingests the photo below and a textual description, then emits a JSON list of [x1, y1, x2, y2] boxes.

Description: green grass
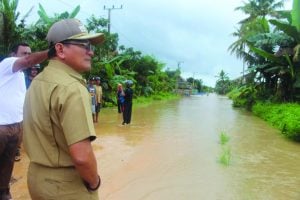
[[252, 102, 300, 142], [218, 147, 231, 166], [103, 92, 180, 108], [219, 131, 230, 145], [218, 131, 231, 166], [133, 92, 180, 106]]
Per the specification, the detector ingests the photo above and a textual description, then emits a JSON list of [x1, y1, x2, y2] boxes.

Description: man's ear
[[55, 43, 65, 59]]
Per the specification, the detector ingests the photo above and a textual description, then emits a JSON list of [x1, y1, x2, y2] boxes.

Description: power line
[[103, 5, 123, 34], [43, 1, 158, 62]]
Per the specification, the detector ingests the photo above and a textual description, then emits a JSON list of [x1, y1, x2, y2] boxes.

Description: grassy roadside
[[103, 92, 181, 108], [228, 87, 300, 142], [133, 92, 181, 107], [252, 102, 300, 142]]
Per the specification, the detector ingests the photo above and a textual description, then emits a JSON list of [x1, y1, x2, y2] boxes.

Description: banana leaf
[[264, 66, 281, 73], [248, 44, 284, 64], [269, 19, 300, 42], [70, 5, 80, 18], [291, 0, 300, 31]]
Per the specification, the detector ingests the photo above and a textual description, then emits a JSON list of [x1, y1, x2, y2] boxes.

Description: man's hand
[[69, 139, 100, 190]]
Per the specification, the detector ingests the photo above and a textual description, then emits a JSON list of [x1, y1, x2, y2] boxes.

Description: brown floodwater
[[11, 94, 300, 200]]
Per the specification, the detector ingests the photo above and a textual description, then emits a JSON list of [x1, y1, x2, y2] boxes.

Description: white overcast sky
[[17, 0, 293, 86]]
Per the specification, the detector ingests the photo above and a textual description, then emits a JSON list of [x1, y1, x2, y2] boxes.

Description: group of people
[[0, 19, 104, 199], [87, 76, 103, 123], [117, 80, 134, 125], [0, 18, 136, 200], [86, 76, 134, 125]]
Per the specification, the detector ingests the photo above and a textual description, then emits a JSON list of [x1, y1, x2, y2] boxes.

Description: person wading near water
[[122, 80, 134, 125], [23, 19, 104, 200], [87, 77, 97, 123], [94, 76, 103, 123], [117, 83, 125, 113], [0, 43, 48, 200]]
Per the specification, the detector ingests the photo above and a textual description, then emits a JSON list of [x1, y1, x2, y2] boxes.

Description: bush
[[228, 85, 257, 110], [252, 102, 300, 142]]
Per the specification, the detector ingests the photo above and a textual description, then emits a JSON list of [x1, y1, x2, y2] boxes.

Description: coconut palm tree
[[229, 0, 293, 99], [235, 0, 285, 24]]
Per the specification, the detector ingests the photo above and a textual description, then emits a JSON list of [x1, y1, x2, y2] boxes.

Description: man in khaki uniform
[[23, 19, 104, 200]]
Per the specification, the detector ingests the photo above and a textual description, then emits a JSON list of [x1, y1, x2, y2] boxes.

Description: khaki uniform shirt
[[23, 60, 96, 167], [95, 85, 103, 104]]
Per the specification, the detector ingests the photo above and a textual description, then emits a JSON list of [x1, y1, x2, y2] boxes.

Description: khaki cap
[[46, 19, 104, 45]]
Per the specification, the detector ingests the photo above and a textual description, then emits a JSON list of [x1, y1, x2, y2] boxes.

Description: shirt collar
[[48, 60, 86, 85]]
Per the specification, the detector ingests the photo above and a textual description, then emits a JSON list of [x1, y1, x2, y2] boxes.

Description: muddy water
[[12, 94, 300, 200]]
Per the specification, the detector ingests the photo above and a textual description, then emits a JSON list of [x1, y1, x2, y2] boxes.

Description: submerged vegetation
[[219, 131, 230, 145], [219, 147, 231, 166], [218, 131, 231, 166]]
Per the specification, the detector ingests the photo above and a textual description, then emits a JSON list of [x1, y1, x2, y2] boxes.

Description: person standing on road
[[94, 76, 103, 123], [117, 83, 125, 113], [0, 43, 48, 200], [23, 19, 104, 200], [87, 77, 97, 123], [122, 80, 133, 125]]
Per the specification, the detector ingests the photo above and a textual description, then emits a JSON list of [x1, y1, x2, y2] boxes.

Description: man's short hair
[[11, 43, 30, 54], [47, 47, 57, 59]]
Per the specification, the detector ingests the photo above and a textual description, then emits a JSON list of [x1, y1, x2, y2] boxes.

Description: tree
[[0, 0, 32, 54], [1, 4, 181, 103], [36, 3, 80, 27], [229, 0, 300, 102], [230, 0, 285, 68], [235, 0, 284, 24], [215, 70, 231, 95]]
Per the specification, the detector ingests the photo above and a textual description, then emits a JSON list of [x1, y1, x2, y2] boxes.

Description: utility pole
[[192, 72, 195, 88], [176, 61, 184, 91], [103, 5, 123, 34], [177, 61, 184, 69]]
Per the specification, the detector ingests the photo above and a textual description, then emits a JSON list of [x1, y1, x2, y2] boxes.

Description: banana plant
[[0, 0, 20, 54], [36, 3, 80, 27], [269, 0, 300, 60]]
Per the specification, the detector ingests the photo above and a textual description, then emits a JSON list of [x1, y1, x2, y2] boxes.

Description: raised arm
[[12, 50, 48, 72]]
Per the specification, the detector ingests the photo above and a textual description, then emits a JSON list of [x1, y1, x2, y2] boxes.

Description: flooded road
[[12, 94, 300, 199]]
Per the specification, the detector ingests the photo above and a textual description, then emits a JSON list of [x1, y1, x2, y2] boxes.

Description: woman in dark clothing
[[122, 80, 133, 125], [117, 84, 125, 113]]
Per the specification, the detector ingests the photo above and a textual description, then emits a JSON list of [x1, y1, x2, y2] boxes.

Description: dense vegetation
[[252, 102, 300, 141], [0, 0, 206, 104], [1, 0, 299, 140], [227, 0, 300, 102], [223, 0, 300, 142]]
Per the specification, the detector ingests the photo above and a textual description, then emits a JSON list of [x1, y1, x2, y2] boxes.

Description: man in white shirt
[[0, 43, 48, 200]]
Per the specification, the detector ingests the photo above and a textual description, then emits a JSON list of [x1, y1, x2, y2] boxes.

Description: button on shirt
[[23, 60, 96, 167]]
